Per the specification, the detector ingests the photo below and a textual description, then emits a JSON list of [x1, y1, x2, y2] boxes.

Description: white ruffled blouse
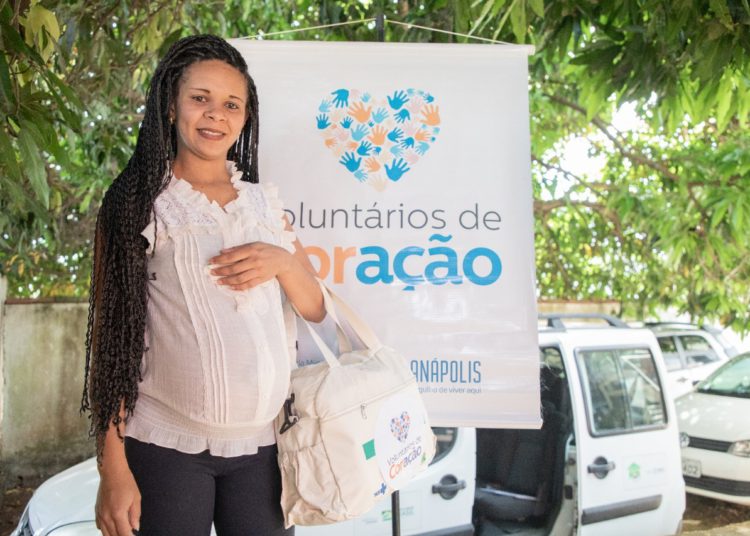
[[125, 161, 298, 457]]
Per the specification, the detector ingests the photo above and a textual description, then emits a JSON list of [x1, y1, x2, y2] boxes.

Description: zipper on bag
[[319, 378, 418, 423]]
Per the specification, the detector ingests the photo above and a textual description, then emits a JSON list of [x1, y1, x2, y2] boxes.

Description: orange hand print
[[348, 101, 372, 123], [325, 138, 337, 148], [420, 104, 440, 126], [347, 141, 358, 150], [414, 129, 430, 142], [368, 125, 387, 146], [365, 157, 381, 173]]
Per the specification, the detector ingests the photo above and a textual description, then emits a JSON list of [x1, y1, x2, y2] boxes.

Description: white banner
[[231, 39, 540, 429]]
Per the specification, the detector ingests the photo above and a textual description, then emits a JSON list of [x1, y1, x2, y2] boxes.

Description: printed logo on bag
[[373, 482, 387, 497], [389, 412, 411, 443], [316, 88, 440, 191], [375, 392, 430, 487]]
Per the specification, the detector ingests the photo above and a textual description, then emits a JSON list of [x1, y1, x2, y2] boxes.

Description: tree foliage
[[1, 0, 749, 329]]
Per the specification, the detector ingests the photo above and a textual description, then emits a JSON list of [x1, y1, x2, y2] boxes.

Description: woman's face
[[171, 59, 249, 164]]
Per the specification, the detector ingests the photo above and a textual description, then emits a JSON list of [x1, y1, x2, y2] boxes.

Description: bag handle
[[293, 280, 383, 369], [319, 282, 382, 351]]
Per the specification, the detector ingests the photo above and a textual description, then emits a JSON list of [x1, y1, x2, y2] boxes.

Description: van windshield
[[696, 353, 750, 398]]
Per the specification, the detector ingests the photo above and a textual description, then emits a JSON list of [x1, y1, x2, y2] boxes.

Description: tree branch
[[545, 93, 682, 184]]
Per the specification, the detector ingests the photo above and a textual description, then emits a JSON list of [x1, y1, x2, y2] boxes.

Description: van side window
[[678, 335, 720, 366], [658, 336, 683, 371], [540, 346, 563, 370], [430, 427, 458, 465], [577, 348, 667, 436]]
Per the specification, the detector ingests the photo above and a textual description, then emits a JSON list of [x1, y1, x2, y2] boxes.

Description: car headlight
[[680, 432, 690, 448], [729, 440, 750, 457], [12, 504, 33, 536]]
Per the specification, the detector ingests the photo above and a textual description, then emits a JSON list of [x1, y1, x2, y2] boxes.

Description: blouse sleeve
[[260, 182, 297, 254]]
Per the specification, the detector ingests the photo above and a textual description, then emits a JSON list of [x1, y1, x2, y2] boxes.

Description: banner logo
[[316, 88, 441, 190]]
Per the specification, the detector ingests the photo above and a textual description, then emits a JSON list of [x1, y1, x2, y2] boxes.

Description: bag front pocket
[[278, 442, 346, 525]]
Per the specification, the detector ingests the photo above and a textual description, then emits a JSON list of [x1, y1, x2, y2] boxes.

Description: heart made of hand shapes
[[389, 411, 411, 443], [316, 88, 441, 190]]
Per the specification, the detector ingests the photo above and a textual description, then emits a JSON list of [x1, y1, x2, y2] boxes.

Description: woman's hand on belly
[[209, 242, 292, 291]]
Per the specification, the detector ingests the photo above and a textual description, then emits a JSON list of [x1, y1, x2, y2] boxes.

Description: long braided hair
[[80, 35, 261, 463]]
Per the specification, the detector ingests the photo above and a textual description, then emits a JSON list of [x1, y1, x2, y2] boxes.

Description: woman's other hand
[[96, 464, 141, 536], [209, 242, 293, 291]]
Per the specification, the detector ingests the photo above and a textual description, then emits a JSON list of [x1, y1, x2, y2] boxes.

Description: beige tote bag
[[275, 283, 436, 527]]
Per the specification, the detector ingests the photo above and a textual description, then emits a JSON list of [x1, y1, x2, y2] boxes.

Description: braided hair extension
[[80, 35, 261, 464]]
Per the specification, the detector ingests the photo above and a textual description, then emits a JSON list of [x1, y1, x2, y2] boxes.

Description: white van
[[13, 315, 685, 536]]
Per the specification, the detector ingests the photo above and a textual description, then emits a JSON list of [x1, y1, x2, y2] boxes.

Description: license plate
[[682, 458, 702, 478]]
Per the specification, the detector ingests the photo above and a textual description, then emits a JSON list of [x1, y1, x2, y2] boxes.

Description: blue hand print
[[340, 116, 353, 129], [416, 141, 430, 155], [387, 127, 403, 143], [385, 158, 410, 181], [316, 114, 331, 130], [390, 144, 404, 157], [372, 108, 389, 123], [424, 93, 435, 103], [395, 109, 411, 124], [357, 140, 373, 156], [374, 146, 382, 155], [361, 93, 372, 103], [401, 137, 415, 149], [331, 89, 350, 108], [351, 124, 369, 142], [339, 152, 361, 172], [387, 90, 409, 110], [319, 100, 332, 113], [354, 169, 368, 182]]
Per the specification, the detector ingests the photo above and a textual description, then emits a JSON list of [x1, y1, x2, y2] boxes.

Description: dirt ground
[[1, 477, 39, 536], [682, 494, 750, 533], [1, 481, 749, 535]]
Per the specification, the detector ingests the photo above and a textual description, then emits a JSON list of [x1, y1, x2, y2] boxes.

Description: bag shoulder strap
[[291, 280, 383, 369]]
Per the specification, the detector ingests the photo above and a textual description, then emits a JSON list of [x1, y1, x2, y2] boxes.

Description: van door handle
[[587, 456, 615, 479], [432, 475, 466, 499]]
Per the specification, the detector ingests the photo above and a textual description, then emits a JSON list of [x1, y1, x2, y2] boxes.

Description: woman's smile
[[197, 127, 227, 140]]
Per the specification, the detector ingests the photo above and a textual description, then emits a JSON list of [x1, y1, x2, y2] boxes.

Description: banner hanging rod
[[241, 17, 515, 46]]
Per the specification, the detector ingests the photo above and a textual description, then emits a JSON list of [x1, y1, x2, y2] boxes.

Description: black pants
[[124, 437, 293, 536]]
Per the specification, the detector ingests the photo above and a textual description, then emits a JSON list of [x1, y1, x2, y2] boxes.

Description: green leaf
[[26, 5, 61, 41], [529, 0, 544, 18], [43, 71, 83, 110], [17, 128, 49, 209], [710, 199, 729, 229], [0, 21, 44, 65], [78, 187, 95, 213], [23, 4, 61, 61], [715, 81, 735, 132], [0, 127, 21, 183], [709, 0, 734, 28], [570, 44, 620, 69], [510, 0, 527, 43], [0, 52, 12, 105], [475, 0, 499, 28]]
